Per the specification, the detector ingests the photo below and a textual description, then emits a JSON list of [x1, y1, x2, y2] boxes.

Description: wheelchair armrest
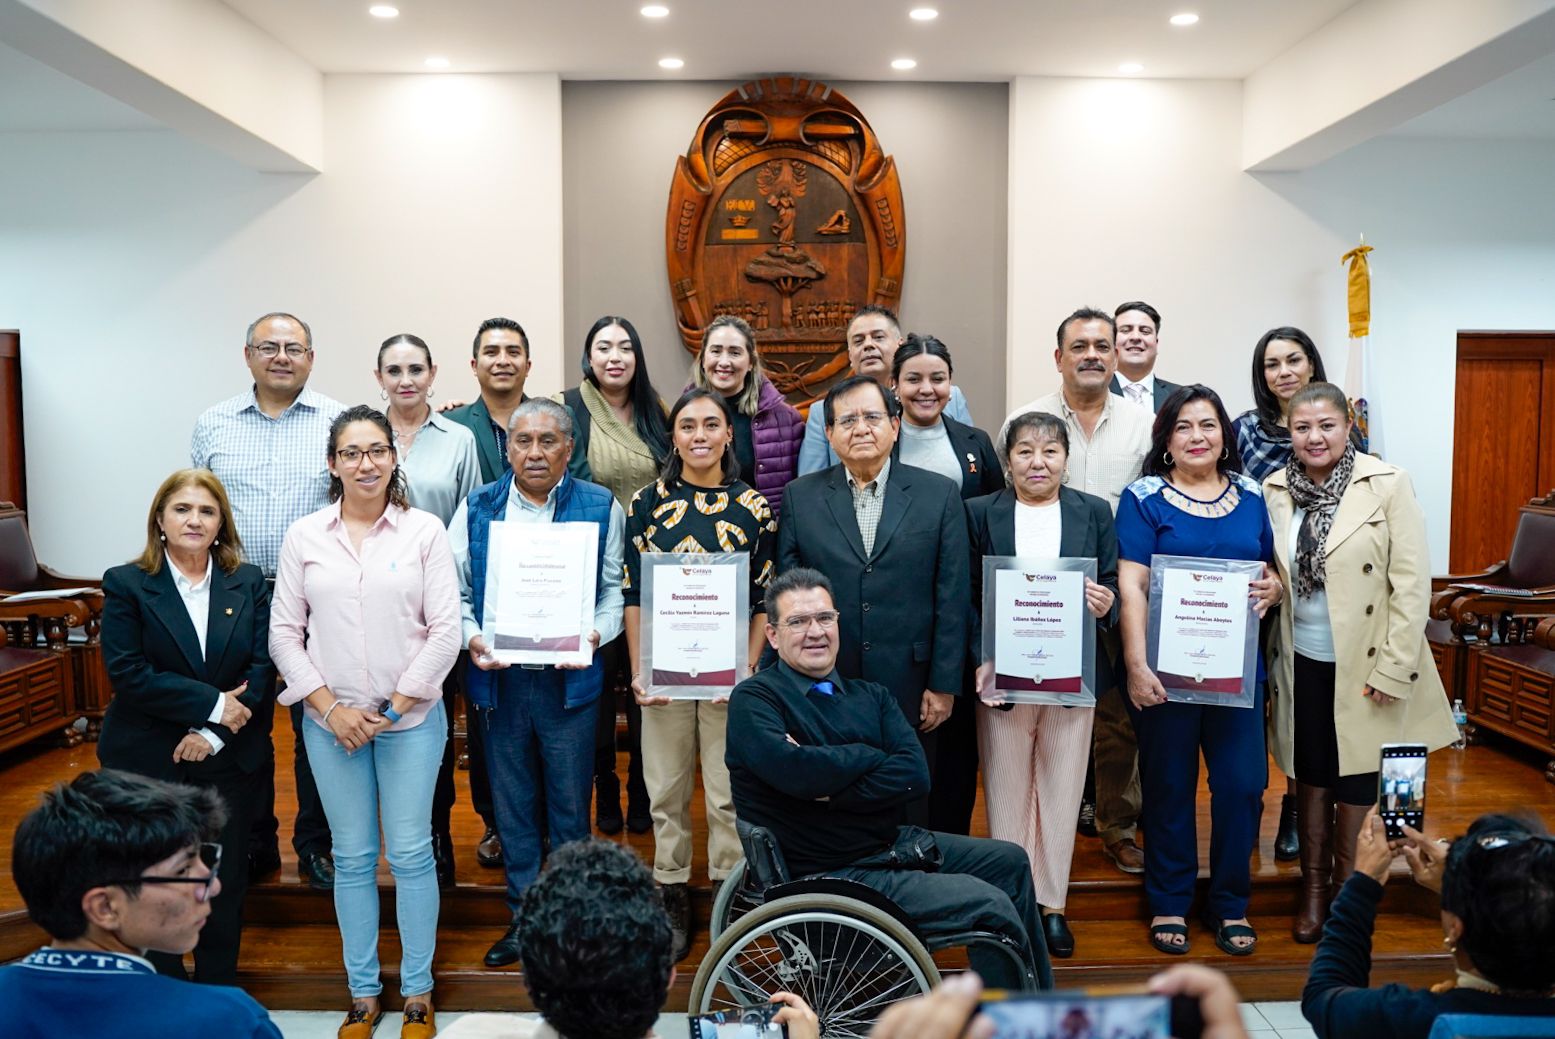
[[735, 820, 793, 891]]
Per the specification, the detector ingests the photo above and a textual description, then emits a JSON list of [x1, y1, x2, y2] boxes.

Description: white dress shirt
[[1115, 372, 1156, 412], [1014, 499, 1064, 558], [166, 553, 230, 753], [1003, 390, 1153, 514]]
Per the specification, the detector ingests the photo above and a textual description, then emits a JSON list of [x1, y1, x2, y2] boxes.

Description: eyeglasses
[[834, 412, 888, 430], [250, 342, 310, 360], [335, 445, 393, 465], [778, 611, 840, 632], [104, 843, 222, 902]]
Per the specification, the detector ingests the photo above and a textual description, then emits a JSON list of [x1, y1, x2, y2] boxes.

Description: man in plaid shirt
[[190, 312, 344, 891]]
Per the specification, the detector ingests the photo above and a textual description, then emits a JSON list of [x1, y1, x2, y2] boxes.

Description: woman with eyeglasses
[[270, 405, 461, 1039], [1304, 809, 1555, 1039], [99, 468, 274, 986], [623, 388, 778, 962]]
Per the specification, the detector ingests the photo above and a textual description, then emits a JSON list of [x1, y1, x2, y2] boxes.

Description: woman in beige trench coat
[[1263, 383, 1458, 944]]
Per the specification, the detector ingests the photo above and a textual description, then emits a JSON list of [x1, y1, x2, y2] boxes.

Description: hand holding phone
[[1377, 743, 1428, 840]]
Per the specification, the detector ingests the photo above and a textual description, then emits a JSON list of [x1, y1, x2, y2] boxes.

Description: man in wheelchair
[[726, 567, 1053, 990]]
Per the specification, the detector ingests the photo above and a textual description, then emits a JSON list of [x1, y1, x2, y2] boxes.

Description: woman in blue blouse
[[1116, 385, 1283, 958]]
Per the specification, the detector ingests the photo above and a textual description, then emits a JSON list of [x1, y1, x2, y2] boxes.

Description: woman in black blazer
[[967, 410, 1119, 960], [890, 334, 1005, 836], [99, 468, 273, 987]]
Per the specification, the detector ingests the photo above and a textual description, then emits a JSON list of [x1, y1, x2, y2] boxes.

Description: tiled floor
[[271, 1005, 1308, 1039]]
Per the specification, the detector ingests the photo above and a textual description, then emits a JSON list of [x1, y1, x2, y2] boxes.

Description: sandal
[[1203, 913, 1257, 957], [1149, 920, 1190, 955]]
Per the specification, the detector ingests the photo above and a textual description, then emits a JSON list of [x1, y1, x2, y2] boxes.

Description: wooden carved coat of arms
[[665, 77, 906, 411]]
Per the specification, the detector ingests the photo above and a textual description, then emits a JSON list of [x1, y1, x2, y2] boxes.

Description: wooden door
[[1450, 332, 1555, 571], [0, 331, 23, 511]]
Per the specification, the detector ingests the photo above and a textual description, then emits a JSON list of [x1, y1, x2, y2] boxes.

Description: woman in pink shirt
[[270, 405, 461, 1039]]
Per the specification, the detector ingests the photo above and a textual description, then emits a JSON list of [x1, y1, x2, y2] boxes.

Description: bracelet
[[382, 707, 403, 724], [321, 700, 342, 724]]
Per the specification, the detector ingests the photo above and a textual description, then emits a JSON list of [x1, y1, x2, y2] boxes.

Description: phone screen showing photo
[[981, 992, 1171, 1039], [689, 1005, 787, 1039], [1378, 743, 1428, 840]]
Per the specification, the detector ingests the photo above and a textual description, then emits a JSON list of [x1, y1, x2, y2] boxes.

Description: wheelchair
[[690, 820, 1038, 1038]]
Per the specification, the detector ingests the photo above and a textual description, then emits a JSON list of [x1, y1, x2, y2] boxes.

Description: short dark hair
[[12, 770, 225, 941], [518, 840, 673, 1039], [378, 332, 432, 369], [472, 317, 529, 359], [246, 312, 312, 350], [765, 567, 835, 621], [661, 388, 741, 486], [328, 405, 410, 509], [1441, 812, 1555, 993], [1114, 301, 1161, 331], [1056, 307, 1117, 350], [822, 374, 900, 428], [847, 304, 902, 340], [891, 333, 954, 382], [1003, 410, 1070, 459], [1141, 384, 1243, 480], [580, 316, 672, 463], [1250, 326, 1329, 426]]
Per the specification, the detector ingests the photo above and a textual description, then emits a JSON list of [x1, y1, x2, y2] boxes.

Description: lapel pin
[[967, 452, 978, 474], [224, 607, 233, 616]]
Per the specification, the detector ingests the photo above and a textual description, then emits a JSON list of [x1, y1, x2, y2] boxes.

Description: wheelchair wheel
[[690, 892, 941, 1038], [709, 859, 747, 942]]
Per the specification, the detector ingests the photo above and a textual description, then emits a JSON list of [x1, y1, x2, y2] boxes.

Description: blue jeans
[[480, 667, 599, 914], [304, 700, 446, 998]]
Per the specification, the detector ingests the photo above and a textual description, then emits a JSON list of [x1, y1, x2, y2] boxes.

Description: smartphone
[[689, 1004, 787, 1039], [980, 989, 1175, 1039], [1378, 742, 1428, 840]]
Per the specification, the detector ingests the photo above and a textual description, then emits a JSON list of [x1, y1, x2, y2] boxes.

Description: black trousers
[[592, 637, 645, 810], [831, 829, 1052, 990], [927, 693, 978, 835], [248, 688, 332, 859], [433, 665, 495, 833], [1293, 654, 1378, 806], [148, 759, 257, 985]]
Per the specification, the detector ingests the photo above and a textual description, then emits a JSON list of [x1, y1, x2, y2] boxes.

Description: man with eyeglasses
[[777, 376, 971, 822], [0, 769, 282, 1037], [446, 398, 625, 968], [796, 304, 974, 475], [727, 568, 1051, 991], [190, 312, 344, 892]]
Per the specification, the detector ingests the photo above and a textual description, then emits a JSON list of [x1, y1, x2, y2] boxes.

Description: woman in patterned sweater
[[623, 388, 778, 962]]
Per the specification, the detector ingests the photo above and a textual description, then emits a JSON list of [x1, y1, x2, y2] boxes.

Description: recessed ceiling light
[[909, 7, 938, 20], [1118, 62, 1144, 74], [641, 4, 670, 16], [368, 4, 398, 17], [891, 57, 918, 70], [424, 56, 449, 69], [659, 57, 684, 69], [1169, 12, 1199, 26]]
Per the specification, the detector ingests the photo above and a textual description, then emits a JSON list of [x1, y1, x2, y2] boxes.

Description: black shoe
[[626, 794, 653, 835], [596, 772, 624, 835], [476, 827, 503, 869], [432, 831, 455, 890], [483, 923, 523, 968], [1043, 913, 1075, 958], [660, 882, 693, 963], [1275, 793, 1300, 862], [1076, 800, 1098, 839], [298, 850, 335, 891], [249, 844, 282, 880]]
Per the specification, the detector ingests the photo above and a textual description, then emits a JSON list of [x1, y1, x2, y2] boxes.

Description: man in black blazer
[[99, 558, 273, 986], [777, 376, 971, 818], [1110, 301, 1180, 414]]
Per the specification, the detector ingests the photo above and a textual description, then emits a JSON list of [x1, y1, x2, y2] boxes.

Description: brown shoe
[[337, 1000, 383, 1039], [401, 997, 436, 1039], [1103, 836, 1145, 874], [1292, 783, 1334, 943], [476, 827, 503, 869]]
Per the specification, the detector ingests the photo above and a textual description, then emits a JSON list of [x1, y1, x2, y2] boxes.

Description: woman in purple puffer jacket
[[689, 314, 804, 516]]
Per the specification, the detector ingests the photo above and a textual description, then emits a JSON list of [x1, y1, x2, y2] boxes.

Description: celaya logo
[[681, 566, 714, 577], [1190, 572, 1225, 584], [1023, 572, 1057, 584]]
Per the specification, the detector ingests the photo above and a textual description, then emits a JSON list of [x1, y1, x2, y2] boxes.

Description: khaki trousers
[[640, 699, 740, 884], [1094, 630, 1141, 844]]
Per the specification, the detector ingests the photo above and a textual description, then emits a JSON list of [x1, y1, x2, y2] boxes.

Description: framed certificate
[[641, 552, 749, 700], [482, 520, 599, 667], [981, 556, 1097, 706], [1146, 554, 1263, 708]]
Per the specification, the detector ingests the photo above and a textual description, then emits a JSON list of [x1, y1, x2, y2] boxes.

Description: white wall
[[0, 72, 564, 575], [1007, 75, 1555, 570]]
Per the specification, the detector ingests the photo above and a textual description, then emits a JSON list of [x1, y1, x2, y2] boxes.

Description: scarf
[[1284, 442, 1357, 600]]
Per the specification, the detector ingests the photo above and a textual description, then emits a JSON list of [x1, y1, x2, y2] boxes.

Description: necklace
[[390, 406, 430, 452]]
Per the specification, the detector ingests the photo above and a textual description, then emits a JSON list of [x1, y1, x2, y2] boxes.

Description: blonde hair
[[135, 469, 245, 576], [691, 315, 766, 417]]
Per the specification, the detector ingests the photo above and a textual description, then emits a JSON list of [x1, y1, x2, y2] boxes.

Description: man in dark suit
[[444, 316, 533, 484], [777, 376, 971, 817], [1110, 301, 1180, 414]]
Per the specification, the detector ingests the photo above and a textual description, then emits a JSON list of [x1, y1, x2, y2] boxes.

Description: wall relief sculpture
[[665, 77, 906, 412]]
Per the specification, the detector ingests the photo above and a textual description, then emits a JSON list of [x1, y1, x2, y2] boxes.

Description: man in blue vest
[[0, 769, 282, 1037], [446, 397, 625, 969]]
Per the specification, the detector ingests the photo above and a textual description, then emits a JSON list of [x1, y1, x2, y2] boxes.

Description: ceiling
[[217, 0, 1360, 81], [0, 39, 160, 131], [1390, 48, 1555, 139]]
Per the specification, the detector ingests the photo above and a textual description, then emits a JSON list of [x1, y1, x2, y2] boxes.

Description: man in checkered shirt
[[190, 312, 344, 892]]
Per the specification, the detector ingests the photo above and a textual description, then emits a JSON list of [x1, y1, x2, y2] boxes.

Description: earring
[[1221, 447, 1230, 460], [1162, 451, 1174, 467], [1061, 469, 1070, 484], [213, 538, 219, 547], [380, 389, 388, 401], [159, 532, 166, 543], [427, 388, 435, 399]]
